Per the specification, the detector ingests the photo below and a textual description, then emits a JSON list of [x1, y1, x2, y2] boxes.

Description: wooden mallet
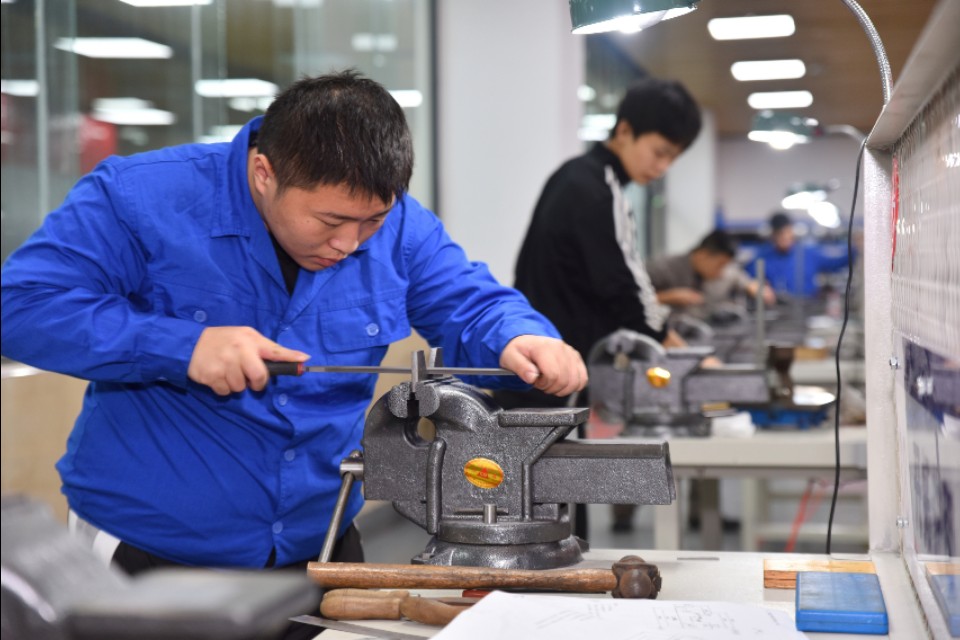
[[307, 555, 661, 599]]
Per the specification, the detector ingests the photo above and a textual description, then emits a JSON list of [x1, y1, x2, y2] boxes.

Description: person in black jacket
[[494, 76, 702, 538], [496, 76, 702, 411]]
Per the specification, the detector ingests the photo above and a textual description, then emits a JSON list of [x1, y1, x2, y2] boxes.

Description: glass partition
[[1, 0, 435, 265]]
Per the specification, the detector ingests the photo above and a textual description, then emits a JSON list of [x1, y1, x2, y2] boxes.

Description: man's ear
[[614, 120, 635, 140], [251, 153, 275, 194]]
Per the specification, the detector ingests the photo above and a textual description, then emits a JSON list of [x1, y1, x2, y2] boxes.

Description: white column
[[436, 1, 585, 285]]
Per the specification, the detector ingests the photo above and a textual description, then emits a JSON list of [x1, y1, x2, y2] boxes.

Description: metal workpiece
[[360, 373, 675, 570]]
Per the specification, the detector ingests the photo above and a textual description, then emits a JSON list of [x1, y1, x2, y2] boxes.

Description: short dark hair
[[695, 230, 736, 257], [256, 70, 413, 202], [612, 77, 701, 149], [770, 212, 792, 233]]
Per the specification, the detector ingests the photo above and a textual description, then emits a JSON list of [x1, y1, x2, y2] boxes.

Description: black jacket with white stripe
[[513, 143, 669, 361]]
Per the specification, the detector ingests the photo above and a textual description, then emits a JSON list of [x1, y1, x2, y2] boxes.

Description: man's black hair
[[256, 70, 413, 203], [770, 211, 792, 233], [695, 230, 736, 257], [611, 77, 702, 149]]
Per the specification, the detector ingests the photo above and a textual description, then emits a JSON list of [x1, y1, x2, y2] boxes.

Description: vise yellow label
[[463, 457, 504, 489], [646, 366, 672, 388]]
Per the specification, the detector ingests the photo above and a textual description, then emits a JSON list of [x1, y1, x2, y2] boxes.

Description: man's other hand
[[746, 280, 777, 306], [499, 335, 587, 397], [188, 326, 309, 395]]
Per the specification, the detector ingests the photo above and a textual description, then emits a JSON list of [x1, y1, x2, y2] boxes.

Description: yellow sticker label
[[463, 457, 504, 489]]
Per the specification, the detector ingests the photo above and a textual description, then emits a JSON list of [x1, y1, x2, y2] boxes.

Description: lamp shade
[[569, 0, 699, 35]]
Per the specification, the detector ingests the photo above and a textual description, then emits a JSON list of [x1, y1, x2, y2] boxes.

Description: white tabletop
[[653, 424, 869, 477], [315, 549, 929, 639]]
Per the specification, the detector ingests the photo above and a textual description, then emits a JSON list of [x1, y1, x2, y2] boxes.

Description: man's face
[[773, 226, 795, 252], [616, 129, 684, 185], [251, 154, 393, 271], [697, 252, 732, 281]]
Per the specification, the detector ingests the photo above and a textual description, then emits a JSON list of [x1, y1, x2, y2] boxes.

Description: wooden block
[[925, 561, 960, 576], [793, 346, 829, 361], [763, 558, 876, 589]]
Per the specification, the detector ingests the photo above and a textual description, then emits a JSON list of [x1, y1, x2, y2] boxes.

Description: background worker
[[495, 76, 702, 412], [0, 71, 586, 638], [646, 229, 775, 314], [492, 76, 702, 538], [746, 211, 851, 298]]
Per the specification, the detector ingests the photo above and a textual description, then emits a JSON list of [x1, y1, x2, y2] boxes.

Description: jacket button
[[193, 310, 207, 323], [272, 522, 283, 534], [365, 323, 380, 337]]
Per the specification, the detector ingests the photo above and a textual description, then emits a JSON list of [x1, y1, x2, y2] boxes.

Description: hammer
[[307, 555, 661, 599]]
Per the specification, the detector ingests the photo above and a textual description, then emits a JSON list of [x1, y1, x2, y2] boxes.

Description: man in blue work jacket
[[746, 212, 850, 297], [0, 72, 586, 604]]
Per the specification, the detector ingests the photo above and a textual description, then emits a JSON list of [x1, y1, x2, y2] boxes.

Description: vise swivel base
[[323, 374, 675, 571]]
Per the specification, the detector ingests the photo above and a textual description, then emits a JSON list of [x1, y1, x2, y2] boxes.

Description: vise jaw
[[359, 375, 675, 570]]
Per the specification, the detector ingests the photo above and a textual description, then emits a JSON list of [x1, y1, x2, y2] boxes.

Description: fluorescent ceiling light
[[748, 91, 813, 110], [118, 0, 211, 6], [747, 130, 808, 150], [782, 189, 828, 210], [708, 15, 795, 40], [807, 201, 841, 228], [1, 79, 40, 97], [228, 96, 274, 112], [92, 97, 152, 110], [199, 125, 244, 143], [272, 0, 323, 6], [748, 110, 820, 149], [578, 113, 617, 141], [195, 78, 278, 98], [351, 33, 398, 52], [390, 90, 422, 108], [91, 97, 175, 126], [54, 37, 173, 59], [731, 59, 805, 82]]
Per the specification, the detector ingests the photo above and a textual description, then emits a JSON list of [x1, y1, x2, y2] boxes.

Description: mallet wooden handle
[[307, 562, 616, 593], [320, 589, 410, 620]]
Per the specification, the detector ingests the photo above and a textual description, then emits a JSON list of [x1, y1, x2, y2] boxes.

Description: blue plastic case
[[795, 571, 889, 635]]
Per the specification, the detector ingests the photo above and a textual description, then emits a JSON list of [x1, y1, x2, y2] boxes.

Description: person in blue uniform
[[0, 72, 585, 593], [746, 211, 850, 297]]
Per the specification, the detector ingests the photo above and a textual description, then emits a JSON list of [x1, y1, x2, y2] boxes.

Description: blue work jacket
[[746, 241, 850, 297], [0, 117, 557, 568]]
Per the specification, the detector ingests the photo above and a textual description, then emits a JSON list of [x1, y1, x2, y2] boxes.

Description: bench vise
[[320, 350, 675, 571], [588, 330, 834, 436]]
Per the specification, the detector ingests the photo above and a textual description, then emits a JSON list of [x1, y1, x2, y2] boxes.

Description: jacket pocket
[[319, 290, 411, 353]]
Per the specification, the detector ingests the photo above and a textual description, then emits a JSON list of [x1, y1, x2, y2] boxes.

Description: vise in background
[[588, 329, 835, 437]]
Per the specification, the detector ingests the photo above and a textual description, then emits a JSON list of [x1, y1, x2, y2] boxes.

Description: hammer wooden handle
[[308, 562, 616, 592]]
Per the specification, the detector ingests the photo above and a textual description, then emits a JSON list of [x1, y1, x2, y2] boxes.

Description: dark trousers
[[111, 525, 364, 640]]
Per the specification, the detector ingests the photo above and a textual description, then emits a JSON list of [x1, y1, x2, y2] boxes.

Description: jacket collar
[[589, 142, 631, 185]]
